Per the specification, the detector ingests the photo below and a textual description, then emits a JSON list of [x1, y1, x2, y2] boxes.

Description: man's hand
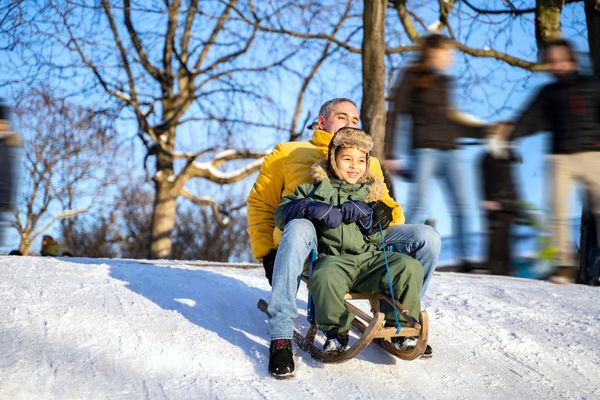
[[262, 249, 277, 286], [369, 201, 393, 230]]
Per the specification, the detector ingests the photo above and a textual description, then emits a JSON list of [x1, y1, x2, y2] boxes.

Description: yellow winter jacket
[[246, 129, 405, 261]]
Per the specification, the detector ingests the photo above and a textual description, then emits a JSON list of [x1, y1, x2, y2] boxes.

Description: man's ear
[[316, 115, 325, 130]]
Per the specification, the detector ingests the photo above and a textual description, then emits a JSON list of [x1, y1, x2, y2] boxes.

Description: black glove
[[280, 198, 310, 225], [369, 200, 393, 230], [262, 249, 277, 286], [305, 201, 343, 229], [340, 200, 372, 224]]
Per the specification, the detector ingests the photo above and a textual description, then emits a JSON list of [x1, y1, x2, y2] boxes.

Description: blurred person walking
[[385, 34, 488, 272], [0, 99, 20, 250], [507, 38, 600, 285], [479, 133, 523, 275]]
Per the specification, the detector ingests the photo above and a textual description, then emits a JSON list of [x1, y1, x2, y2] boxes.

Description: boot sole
[[270, 370, 295, 380]]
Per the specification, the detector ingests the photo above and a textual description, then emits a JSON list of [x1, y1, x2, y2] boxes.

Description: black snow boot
[[269, 339, 294, 379], [323, 329, 349, 354]]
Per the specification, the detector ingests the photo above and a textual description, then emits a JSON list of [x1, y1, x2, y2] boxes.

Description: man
[[247, 98, 441, 379], [508, 38, 600, 284]]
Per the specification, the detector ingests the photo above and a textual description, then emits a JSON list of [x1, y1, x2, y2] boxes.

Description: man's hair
[[318, 98, 357, 117], [543, 38, 578, 64], [420, 34, 454, 52]]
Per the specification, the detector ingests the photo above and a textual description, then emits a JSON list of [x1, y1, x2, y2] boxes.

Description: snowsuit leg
[[308, 254, 360, 335], [308, 252, 423, 334], [351, 252, 423, 322]]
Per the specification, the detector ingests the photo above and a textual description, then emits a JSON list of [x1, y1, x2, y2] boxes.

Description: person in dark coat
[[0, 99, 21, 248], [506, 38, 600, 285], [480, 135, 522, 275]]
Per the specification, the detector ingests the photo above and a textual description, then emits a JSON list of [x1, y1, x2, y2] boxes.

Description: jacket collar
[[310, 129, 333, 149]]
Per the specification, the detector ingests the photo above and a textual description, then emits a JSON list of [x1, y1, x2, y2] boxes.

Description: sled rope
[[379, 222, 402, 334]]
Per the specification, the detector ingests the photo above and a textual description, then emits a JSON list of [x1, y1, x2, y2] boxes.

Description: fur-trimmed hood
[[310, 159, 384, 203]]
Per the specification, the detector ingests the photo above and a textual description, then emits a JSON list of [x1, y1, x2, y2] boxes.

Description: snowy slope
[[0, 256, 598, 400]]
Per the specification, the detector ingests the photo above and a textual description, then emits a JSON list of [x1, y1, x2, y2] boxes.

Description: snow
[[1, 256, 599, 400]]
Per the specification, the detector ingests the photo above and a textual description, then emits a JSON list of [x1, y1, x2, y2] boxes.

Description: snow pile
[[1, 256, 598, 399]]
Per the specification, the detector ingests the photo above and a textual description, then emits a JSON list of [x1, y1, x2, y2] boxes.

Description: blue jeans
[[406, 148, 469, 260], [268, 219, 441, 340]]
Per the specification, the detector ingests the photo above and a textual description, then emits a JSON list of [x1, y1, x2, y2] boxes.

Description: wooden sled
[[257, 282, 429, 364]]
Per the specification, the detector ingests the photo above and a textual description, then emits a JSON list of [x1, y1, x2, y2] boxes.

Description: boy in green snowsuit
[[275, 127, 423, 353]]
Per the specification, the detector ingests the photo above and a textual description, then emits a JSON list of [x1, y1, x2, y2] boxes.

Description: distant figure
[[41, 235, 60, 256], [385, 34, 488, 272], [506, 38, 600, 285], [8, 249, 22, 256], [480, 135, 522, 275], [0, 99, 21, 249]]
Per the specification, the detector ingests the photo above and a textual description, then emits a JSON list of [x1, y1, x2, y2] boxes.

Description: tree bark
[[361, 0, 388, 159], [585, 0, 600, 78], [535, 0, 564, 55], [149, 178, 179, 259]]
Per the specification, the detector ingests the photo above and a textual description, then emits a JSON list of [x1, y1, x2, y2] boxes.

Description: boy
[[274, 127, 423, 354]]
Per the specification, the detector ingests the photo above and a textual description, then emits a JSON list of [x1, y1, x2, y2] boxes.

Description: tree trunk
[[585, 0, 600, 77], [149, 126, 178, 259], [149, 180, 178, 259], [18, 237, 31, 256], [361, 0, 388, 159], [535, 0, 564, 55]]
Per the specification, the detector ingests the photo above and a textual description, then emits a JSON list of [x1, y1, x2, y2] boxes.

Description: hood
[[309, 159, 383, 203]]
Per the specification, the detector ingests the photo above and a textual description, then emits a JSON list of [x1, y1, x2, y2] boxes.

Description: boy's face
[[334, 147, 367, 184], [317, 101, 360, 134]]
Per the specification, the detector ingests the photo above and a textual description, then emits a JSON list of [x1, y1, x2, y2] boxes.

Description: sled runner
[[257, 276, 429, 363]]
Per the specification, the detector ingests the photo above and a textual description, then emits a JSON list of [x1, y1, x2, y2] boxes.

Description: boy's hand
[[340, 200, 372, 223], [305, 201, 343, 228]]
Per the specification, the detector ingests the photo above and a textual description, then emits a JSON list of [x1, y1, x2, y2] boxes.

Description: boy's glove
[[340, 200, 372, 224], [369, 201, 393, 230], [262, 249, 277, 286], [305, 201, 343, 228], [280, 198, 310, 225]]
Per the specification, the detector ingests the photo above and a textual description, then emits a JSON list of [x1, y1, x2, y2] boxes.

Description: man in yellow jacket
[[247, 98, 440, 379]]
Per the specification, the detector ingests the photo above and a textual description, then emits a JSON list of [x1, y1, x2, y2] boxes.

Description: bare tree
[[12, 89, 115, 255]]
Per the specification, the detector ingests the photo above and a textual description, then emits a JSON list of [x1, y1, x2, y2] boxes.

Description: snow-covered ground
[[0, 256, 598, 400]]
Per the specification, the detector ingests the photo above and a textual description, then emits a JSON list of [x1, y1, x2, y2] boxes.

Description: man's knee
[[389, 224, 441, 253], [282, 218, 317, 241]]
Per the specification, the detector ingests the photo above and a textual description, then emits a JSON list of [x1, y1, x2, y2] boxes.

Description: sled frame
[[257, 281, 428, 363]]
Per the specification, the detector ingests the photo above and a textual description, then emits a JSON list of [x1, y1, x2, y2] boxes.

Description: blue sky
[[0, 1, 592, 256]]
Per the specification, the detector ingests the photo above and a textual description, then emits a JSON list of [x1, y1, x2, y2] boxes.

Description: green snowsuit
[[275, 160, 423, 335]]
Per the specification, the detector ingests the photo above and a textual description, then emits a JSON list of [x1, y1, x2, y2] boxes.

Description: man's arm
[[385, 69, 414, 160], [246, 145, 285, 261], [510, 88, 549, 139]]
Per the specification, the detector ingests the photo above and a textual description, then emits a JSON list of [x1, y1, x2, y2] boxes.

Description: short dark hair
[[543, 38, 578, 64], [318, 98, 357, 117], [420, 34, 454, 51]]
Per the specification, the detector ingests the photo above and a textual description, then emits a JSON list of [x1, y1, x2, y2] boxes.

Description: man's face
[[545, 46, 577, 77], [317, 101, 360, 134], [427, 46, 454, 71]]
